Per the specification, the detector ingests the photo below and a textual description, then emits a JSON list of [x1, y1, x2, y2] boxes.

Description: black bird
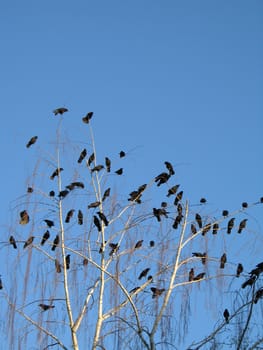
[[191, 224, 197, 235], [105, 157, 111, 172], [242, 275, 257, 289], [153, 208, 168, 222], [161, 201, 167, 208], [44, 219, 54, 228], [200, 198, 207, 204], [51, 235, 60, 251], [223, 309, 230, 323], [177, 203, 183, 216], [41, 230, 50, 246], [149, 240, 155, 247], [174, 191, 183, 205], [222, 210, 229, 217], [27, 186, 34, 193], [109, 243, 119, 256], [172, 214, 183, 229], [91, 165, 104, 172], [238, 219, 247, 234], [97, 212, 109, 226], [24, 236, 34, 249], [220, 253, 227, 269], [0, 276, 2, 290], [138, 268, 150, 280], [212, 223, 219, 235], [167, 184, 180, 197], [192, 252, 207, 265], [115, 168, 123, 175], [119, 150, 126, 158], [39, 304, 55, 311], [129, 287, 140, 294], [66, 181, 85, 190], [66, 254, 70, 269], [53, 107, 68, 116], [155, 172, 170, 186], [49, 190, 55, 197], [134, 240, 143, 249], [254, 288, 263, 304], [55, 259, 61, 273], [242, 202, 248, 208], [202, 223, 211, 236], [58, 190, 69, 199], [93, 215, 102, 232], [9, 235, 17, 249], [227, 218, 235, 234], [88, 201, 101, 209], [102, 187, 111, 202], [189, 268, 194, 282], [20, 210, 30, 225], [195, 214, 202, 228], [78, 210, 83, 225], [128, 184, 147, 203], [50, 167, 63, 180], [249, 264, 263, 277], [82, 111, 93, 123], [256, 262, 263, 270], [236, 263, 243, 277], [193, 272, 205, 281], [26, 136, 38, 148], [78, 149, 87, 163], [65, 209, 75, 223], [83, 258, 88, 266], [88, 152, 95, 166], [164, 161, 175, 176], [151, 287, 165, 298]]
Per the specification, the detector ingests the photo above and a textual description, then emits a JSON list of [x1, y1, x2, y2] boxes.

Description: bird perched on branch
[[238, 219, 247, 234], [220, 253, 227, 269], [189, 268, 194, 282], [119, 150, 126, 158], [82, 112, 93, 123], [115, 168, 123, 175], [65, 209, 75, 223], [88, 201, 101, 209], [254, 288, 263, 304], [50, 168, 63, 180], [164, 161, 175, 176], [78, 210, 83, 225], [26, 136, 38, 148], [105, 157, 111, 172], [202, 223, 211, 236], [87, 152, 95, 166], [167, 184, 180, 197], [212, 223, 219, 235], [193, 272, 205, 281], [227, 218, 235, 234], [91, 165, 104, 172], [236, 263, 243, 277], [9, 235, 17, 249], [23, 236, 34, 249], [55, 259, 61, 273], [241, 275, 257, 289], [66, 181, 84, 190], [39, 304, 55, 311], [78, 149, 87, 163], [19, 210, 30, 225], [153, 208, 168, 222], [97, 212, 109, 226], [195, 214, 202, 228], [155, 172, 170, 186], [41, 230, 50, 246], [174, 191, 183, 205], [134, 240, 143, 249], [223, 309, 230, 323], [53, 107, 68, 116], [138, 268, 150, 280], [151, 287, 165, 298], [93, 215, 102, 232], [191, 224, 197, 235], [102, 187, 111, 202], [66, 254, 70, 269], [109, 243, 119, 256], [51, 235, 59, 251], [44, 219, 54, 228]]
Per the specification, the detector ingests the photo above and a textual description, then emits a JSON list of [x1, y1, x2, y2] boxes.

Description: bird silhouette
[[78, 210, 83, 225], [254, 288, 263, 304], [155, 172, 170, 186], [174, 191, 183, 205], [23, 236, 34, 249], [164, 161, 175, 176], [66, 181, 84, 190], [138, 268, 150, 280], [236, 263, 243, 277], [109, 243, 119, 256], [105, 157, 111, 172], [223, 309, 230, 323], [49, 190, 55, 197], [58, 190, 69, 199], [50, 168, 63, 180], [51, 235, 59, 251], [82, 112, 93, 123], [97, 212, 109, 226], [153, 208, 168, 222], [88, 201, 101, 209], [93, 215, 102, 232], [44, 219, 54, 228], [212, 223, 219, 235], [195, 214, 202, 228], [220, 253, 227, 269], [191, 224, 197, 235], [26, 136, 38, 148], [27, 187, 34, 193], [193, 272, 205, 281], [9, 236, 17, 249], [227, 218, 235, 234], [39, 304, 55, 311], [242, 275, 257, 289], [134, 240, 143, 249], [238, 219, 247, 233], [222, 210, 229, 217], [102, 187, 111, 202], [189, 268, 194, 282], [41, 230, 50, 246], [149, 240, 155, 247], [91, 165, 104, 172], [119, 150, 126, 158], [66, 254, 70, 269], [200, 198, 207, 204], [167, 184, 180, 197], [65, 209, 75, 223], [20, 210, 30, 225], [78, 149, 87, 163], [53, 107, 68, 115], [88, 152, 95, 166], [151, 287, 165, 298], [242, 202, 248, 208], [202, 223, 211, 236], [115, 168, 123, 175]]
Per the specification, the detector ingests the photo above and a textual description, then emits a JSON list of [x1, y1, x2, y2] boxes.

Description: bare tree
[[2, 109, 262, 349]]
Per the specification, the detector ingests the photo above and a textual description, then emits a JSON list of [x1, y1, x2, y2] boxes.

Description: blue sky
[[0, 1, 262, 349]]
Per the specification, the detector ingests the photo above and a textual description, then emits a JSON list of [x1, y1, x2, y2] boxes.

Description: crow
[[153, 208, 168, 222], [83, 258, 88, 266], [192, 252, 207, 265], [44, 219, 54, 228], [51, 235, 59, 251], [115, 168, 123, 175], [105, 157, 111, 172], [151, 287, 165, 298], [78, 210, 83, 225], [9, 235, 17, 249], [109, 243, 119, 256], [191, 224, 197, 235], [82, 111, 93, 123], [242, 202, 248, 208], [155, 172, 170, 186], [193, 273, 205, 281], [49, 190, 55, 197], [41, 230, 50, 246], [58, 190, 69, 199], [0, 277, 2, 290], [238, 219, 247, 234], [88, 152, 95, 166], [149, 240, 155, 247], [66, 181, 84, 190], [119, 150, 126, 158], [202, 223, 211, 236], [200, 198, 207, 204], [220, 253, 227, 269], [66, 254, 70, 269], [27, 187, 34, 193], [93, 215, 101, 232], [167, 184, 180, 197], [134, 240, 143, 249], [254, 288, 263, 304], [20, 210, 29, 225], [88, 201, 101, 209], [23, 236, 34, 249], [195, 214, 202, 228], [39, 304, 55, 311], [212, 223, 219, 235], [91, 165, 104, 172], [189, 268, 194, 282], [177, 203, 183, 216], [97, 212, 109, 226], [164, 161, 175, 176], [172, 214, 183, 229], [138, 268, 150, 280], [222, 210, 229, 217], [242, 275, 257, 289], [223, 309, 230, 323], [227, 218, 235, 234], [26, 136, 38, 148], [174, 191, 183, 205], [50, 168, 63, 180], [129, 287, 140, 294], [102, 187, 111, 202], [53, 107, 68, 116], [78, 149, 87, 163], [65, 209, 75, 223], [236, 263, 243, 277]]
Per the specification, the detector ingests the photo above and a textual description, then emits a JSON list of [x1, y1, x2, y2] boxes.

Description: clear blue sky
[[0, 1, 262, 349]]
